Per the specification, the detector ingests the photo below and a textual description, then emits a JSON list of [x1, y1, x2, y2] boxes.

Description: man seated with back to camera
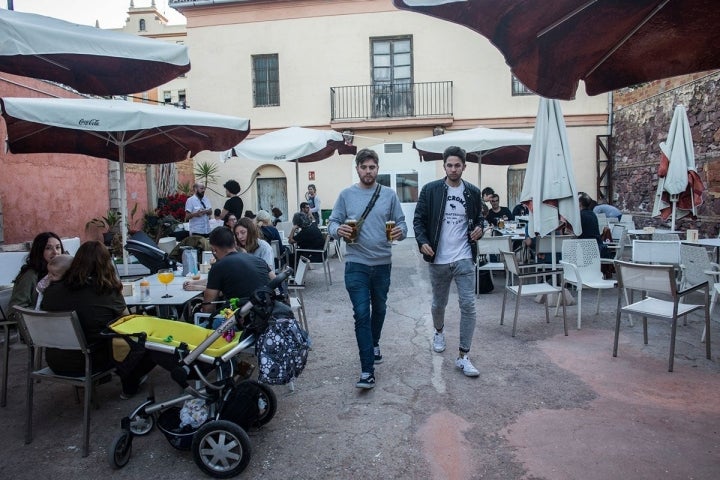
[[578, 194, 610, 258], [288, 210, 325, 267]]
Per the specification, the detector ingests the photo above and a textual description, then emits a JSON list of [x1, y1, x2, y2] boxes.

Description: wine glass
[[157, 268, 174, 298]]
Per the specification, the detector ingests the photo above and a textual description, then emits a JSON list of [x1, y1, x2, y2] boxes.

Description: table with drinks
[[123, 267, 207, 319]]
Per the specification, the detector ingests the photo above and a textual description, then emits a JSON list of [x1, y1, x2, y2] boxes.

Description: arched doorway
[[255, 164, 288, 222]]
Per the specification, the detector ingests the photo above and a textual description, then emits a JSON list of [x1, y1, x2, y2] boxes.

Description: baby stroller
[[108, 268, 304, 478]]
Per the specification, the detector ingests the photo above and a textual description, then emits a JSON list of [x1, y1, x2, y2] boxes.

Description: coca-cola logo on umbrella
[[79, 118, 100, 126]]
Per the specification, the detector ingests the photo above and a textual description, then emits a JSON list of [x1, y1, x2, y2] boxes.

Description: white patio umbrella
[[230, 126, 356, 207], [520, 98, 581, 268], [411, 126, 532, 188], [0, 97, 250, 274], [0, 8, 190, 95], [652, 105, 704, 231]]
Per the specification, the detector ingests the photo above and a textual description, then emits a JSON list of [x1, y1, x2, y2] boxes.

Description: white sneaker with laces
[[455, 356, 480, 377], [432, 331, 446, 352]]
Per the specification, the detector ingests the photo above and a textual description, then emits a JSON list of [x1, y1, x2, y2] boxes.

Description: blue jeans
[[428, 258, 477, 353], [344, 262, 392, 374]]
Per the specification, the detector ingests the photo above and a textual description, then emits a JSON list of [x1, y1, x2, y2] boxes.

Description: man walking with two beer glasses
[[328, 148, 407, 389]]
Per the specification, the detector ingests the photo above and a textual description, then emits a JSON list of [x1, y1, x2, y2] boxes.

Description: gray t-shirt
[[328, 183, 407, 266]]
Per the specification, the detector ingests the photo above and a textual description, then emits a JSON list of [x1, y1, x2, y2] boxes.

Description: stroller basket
[[157, 407, 197, 451], [110, 314, 244, 361]]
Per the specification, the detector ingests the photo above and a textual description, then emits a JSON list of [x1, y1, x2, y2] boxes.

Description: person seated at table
[[289, 211, 325, 265], [481, 187, 495, 216], [223, 212, 237, 230], [512, 202, 529, 217], [41, 241, 129, 380], [271, 207, 283, 226], [593, 201, 622, 221], [578, 192, 598, 210], [209, 208, 224, 230], [202, 227, 273, 314], [234, 218, 276, 276], [485, 194, 514, 227], [579, 195, 610, 258], [256, 209, 287, 264], [34, 253, 74, 310], [8, 232, 65, 322]]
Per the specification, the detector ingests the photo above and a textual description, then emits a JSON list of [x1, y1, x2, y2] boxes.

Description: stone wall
[[612, 71, 720, 237]]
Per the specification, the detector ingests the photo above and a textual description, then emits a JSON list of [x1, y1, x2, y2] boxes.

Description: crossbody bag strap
[[359, 184, 382, 222]]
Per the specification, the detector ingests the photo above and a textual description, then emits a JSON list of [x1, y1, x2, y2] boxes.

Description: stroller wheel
[[192, 420, 252, 478], [244, 380, 277, 427], [129, 412, 155, 436], [108, 431, 132, 469]]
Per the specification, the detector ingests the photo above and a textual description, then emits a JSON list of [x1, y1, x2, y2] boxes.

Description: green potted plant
[[102, 209, 122, 246]]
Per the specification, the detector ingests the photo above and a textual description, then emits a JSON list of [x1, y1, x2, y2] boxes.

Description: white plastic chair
[[288, 256, 309, 333], [632, 240, 680, 265], [676, 243, 720, 342], [476, 235, 511, 292], [499, 250, 568, 337], [13, 306, 114, 457], [613, 261, 710, 372], [596, 212, 608, 231], [558, 239, 617, 329], [610, 224, 626, 243]]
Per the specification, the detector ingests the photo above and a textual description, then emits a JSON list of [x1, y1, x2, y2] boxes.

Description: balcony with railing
[[331, 81, 453, 122]]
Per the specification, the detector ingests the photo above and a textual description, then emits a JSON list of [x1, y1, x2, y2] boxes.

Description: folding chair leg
[[512, 291, 521, 337], [1, 323, 9, 407], [668, 316, 678, 372], [595, 289, 602, 315], [613, 307, 622, 358], [500, 288, 508, 325], [82, 377, 91, 457], [625, 288, 634, 327], [576, 289, 583, 330], [702, 288, 718, 342], [25, 347, 34, 446]]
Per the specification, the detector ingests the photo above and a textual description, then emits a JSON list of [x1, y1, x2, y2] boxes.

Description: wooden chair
[[12, 306, 114, 457], [288, 256, 309, 333], [558, 239, 617, 329], [499, 251, 568, 337], [613, 261, 711, 372], [295, 234, 332, 290]]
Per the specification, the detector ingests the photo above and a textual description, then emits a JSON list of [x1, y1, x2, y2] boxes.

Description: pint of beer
[[345, 218, 358, 243], [385, 220, 396, 241]]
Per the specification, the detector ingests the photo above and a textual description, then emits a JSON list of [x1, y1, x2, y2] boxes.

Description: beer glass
[[345, 218, 358, 244], [385, 220, 396, 243]]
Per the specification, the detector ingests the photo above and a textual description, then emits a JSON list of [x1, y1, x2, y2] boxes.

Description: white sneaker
[[455, 356, 480, 377], [432, 332, 446, 352]]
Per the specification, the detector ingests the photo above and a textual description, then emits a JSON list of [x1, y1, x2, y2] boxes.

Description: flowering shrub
[[157, 193, 189, 222]]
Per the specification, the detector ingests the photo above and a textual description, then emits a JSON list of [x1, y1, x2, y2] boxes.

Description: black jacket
[[413, 178, 485, 263]]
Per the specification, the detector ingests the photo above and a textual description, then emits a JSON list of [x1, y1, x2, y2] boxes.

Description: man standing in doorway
[[328, 148, 407, 389], [185, 183, 212, 237], [414, 146, 487, 378]]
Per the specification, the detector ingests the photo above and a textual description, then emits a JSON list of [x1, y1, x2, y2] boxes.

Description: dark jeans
[[344, 262, 391, 375]]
